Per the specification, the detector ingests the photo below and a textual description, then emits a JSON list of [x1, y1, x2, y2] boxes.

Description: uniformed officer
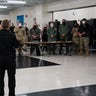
[[10, 23, 15, 33], [78, 18, 90, 56], [14, 22, 27, 55], [54, 19, 60, 41], [0, 19, 20, 96], [47, 22, 57, 55], [71, 25, 80, 54], [59, 19, 70, 55], [30, 23, 41, 56], [42, 26, 48, 52]]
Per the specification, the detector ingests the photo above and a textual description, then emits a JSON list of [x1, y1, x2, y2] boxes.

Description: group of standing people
[[71, 18, 90, 56], [0, 18, 90, 57], [42, 18, 90, 56], [14, 18, 90, 56]]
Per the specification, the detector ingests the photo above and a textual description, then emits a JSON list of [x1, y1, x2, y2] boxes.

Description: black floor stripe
[[16, 56, 60, 69]]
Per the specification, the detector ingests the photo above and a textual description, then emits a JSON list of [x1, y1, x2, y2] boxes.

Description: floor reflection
[[17, 85, 96, 96], [16, 56, 60, 69]]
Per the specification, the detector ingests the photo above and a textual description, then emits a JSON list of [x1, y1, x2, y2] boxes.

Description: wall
[[44, 0, 96, 22], [45, 0, 96, 12], [42, 4, 53, 26], [9, 5, 52, 29], [54, 6, 96, 22], [9, 6, 36, 29], [8, 0, 96, 29], [0, 15, 9, 20]]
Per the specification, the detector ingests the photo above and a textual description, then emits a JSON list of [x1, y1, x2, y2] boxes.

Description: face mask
[[19, 26, 22, 28], [62, 22, 65, 25], [82, 21, 86, 24], [50, 24, 54, 27], [18, 23, 22, 27], [33, 25, 37, 28]]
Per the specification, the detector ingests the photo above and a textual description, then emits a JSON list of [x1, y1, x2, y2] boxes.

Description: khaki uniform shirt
[[14, 27, 27, 43]]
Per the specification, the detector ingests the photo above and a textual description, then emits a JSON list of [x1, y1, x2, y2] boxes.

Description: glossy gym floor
[[4, 51, 96, 96]]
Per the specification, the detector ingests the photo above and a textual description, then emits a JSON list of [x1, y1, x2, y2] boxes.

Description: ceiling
[[0, 0, 96, 14], [0, 0, 59, 14]]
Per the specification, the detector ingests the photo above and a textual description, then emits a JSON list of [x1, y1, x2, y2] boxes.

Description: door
[[17, 15, 24, 25]]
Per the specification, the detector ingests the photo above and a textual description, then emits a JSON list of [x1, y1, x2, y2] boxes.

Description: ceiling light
[[0, 5, 7, 8], [7, 0, 26, 4]]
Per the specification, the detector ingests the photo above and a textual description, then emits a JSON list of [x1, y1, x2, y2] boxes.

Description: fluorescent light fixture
[[0, 5, 7, 8], [7, 0, 26, 4]]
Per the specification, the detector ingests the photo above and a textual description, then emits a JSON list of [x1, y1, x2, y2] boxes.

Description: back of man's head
[[2, 19, 10, 29]]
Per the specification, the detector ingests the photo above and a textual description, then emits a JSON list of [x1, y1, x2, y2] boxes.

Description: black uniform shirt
[[0, 29, 20, 56], [78, 24, 90, 37]]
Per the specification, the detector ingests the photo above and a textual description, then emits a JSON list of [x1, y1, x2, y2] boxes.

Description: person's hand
[[32, 35, 36, 39], [79, 33, 82, 37], [32, 35, 34, 38], [81, 32, 86, 35], [78, 32, 81, 37], [51, 35, 54, 38], [61, 34, 65, 37]]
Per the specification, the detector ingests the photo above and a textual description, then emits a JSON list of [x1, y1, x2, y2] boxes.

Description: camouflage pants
[[17, 39, 27, 55], [79, 37, 89, 55], [47, 44, 56, 55], [72, 37, 80, 54], [72, 37, 80, 45]]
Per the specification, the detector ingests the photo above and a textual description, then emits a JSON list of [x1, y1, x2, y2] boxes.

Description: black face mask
[[19, 26, 22, 28], [62, 22, 66, 25], [33, 25, 37, 29]]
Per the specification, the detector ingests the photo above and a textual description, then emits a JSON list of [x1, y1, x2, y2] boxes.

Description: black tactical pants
[[59, 43, 70, 55], [30, 44, 41, 56], [0, 56, 16, 96], [47, 44, 56, 55]]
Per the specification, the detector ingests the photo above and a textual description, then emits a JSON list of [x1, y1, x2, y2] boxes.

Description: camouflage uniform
[[59, 24, 69, 55], [30, 26, 41, 56], [47, 27, 57, 55], [14, 27, 27, 55], [59, 24, 69, 41], [78, 23, 90, 56], [47, 27, 57, 42], [71, 27, 80, 54]]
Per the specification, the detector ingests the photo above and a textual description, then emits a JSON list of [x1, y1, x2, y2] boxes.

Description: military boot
[[76, 49, 80, 55], [85, 50, 89, 56], [79, 50, 83, 55]]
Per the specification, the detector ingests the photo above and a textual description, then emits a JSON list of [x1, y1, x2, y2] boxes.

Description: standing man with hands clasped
[[47, 22, 57, 55], [30, 23, 41, 56], [59, 19, 70, 55], [0, 19, 20, 96], [14, 22, 27, 56], [78, 18, 90, 56]]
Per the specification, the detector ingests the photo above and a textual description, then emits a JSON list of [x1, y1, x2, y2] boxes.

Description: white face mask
[[82, 21, 86, 24], [50, 24, 54, 27], [18, 23, 22, 27]]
